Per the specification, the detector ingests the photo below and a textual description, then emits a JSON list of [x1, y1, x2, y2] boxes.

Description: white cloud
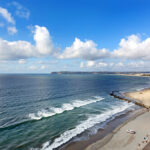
[[58, 38, 109, 60], [29, 65, 47, 70], [0, 7, 17, 35], [97, 62, 108, 67], [7, 26, 17, 35], [0, 7, 15, 24], [80, 61, 108, 68], [59, 34, 150, 61], [86, 61, 95, 67], [11, 1, 30, 19], [0, 25, 57, 60], [29, 65, 37, 70], [41, 65, 46, 69], [113, 35, 150, 60], [83, 60, 149, 71], [18, 59, 26, 64], [34, 25, 55, 55]]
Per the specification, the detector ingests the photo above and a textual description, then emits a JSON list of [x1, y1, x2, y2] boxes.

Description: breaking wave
[[33, 102, 134, 150], [29, 96, 104, 120]]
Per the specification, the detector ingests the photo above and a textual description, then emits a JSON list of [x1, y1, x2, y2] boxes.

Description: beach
[[85, 88, 150, 150], [116, 73, 150, 77], [125, 88, 150, 108]]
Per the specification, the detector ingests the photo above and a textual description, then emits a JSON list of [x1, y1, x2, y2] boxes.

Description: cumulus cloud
[[0, 25, 57, 60], [34, 25, 55, 55], [58, 38, 109, 60], [1, 24, 150, 70], [7, 26, 17, 35], [113, 35, 150, 60], [0, 7, 15, 24], [59, 34, 150, 61]]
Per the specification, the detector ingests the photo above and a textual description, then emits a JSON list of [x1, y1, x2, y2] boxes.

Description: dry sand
[[85, 88, 150, 150], [86, 111, 150, 150], [117, 73, 150, 77], [125, 88, 150, 108]]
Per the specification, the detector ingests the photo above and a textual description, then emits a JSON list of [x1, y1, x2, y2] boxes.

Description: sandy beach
[[125, 88, 150, 108], [86, 110, 150, 150], [85, 88, 150, 150], [116, 73, 150, 77]]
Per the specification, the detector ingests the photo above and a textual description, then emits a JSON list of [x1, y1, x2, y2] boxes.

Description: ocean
[[0, 74, 150, 150]]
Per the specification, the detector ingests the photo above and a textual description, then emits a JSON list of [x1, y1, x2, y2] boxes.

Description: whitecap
[[29, 96, 104, 120], [35, 102, 134, 150]]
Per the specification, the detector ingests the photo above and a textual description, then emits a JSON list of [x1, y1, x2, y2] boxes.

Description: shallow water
[[0, 74, 150, 150]]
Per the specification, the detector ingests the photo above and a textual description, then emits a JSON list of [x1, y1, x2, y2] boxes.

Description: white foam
[[136, 87, 145, 91], [38, 102, 134, 150], [29, 96, 104, 120]]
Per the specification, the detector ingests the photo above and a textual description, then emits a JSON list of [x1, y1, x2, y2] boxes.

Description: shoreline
[[61, 88, 150, 150], [86, 108, 150, 150], [115, 73, 150, 77], [85, 88, 150, 150], [60, 107, 144, 150]]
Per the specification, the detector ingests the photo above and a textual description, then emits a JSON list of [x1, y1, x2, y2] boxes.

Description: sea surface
[[0, 74, 150, 150]]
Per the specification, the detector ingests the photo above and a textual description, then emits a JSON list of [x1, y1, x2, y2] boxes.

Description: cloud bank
[[1, 24, 150, 64], [59, 35, 150, 61]]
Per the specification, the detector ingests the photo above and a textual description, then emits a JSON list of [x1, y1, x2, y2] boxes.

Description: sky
[[0, 0, 150, 73]]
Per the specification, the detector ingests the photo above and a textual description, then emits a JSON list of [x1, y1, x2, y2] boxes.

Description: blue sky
[[0, 0, 150, 73]]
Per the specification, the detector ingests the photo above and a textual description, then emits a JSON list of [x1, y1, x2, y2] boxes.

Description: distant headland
[[51, 71, 150, 76]]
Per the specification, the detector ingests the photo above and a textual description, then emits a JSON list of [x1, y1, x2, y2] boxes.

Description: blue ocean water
[[0, 74, 150, 150]]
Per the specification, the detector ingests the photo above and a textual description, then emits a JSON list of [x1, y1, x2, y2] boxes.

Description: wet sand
[[61, 88, 150, 150], [85, 88, 150, 150], [60, 108, 145, 150], [86, 110, 150, 150]]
